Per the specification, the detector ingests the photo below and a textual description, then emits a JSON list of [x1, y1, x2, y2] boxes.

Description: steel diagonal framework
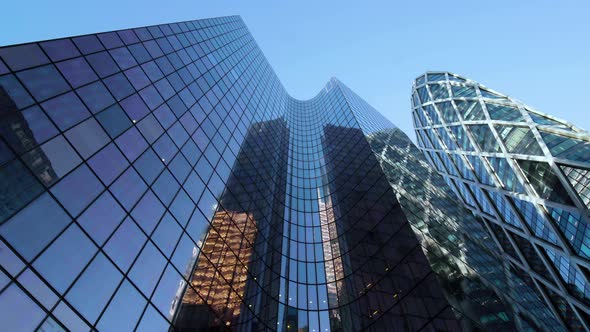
[[412, 71, 590, 330]]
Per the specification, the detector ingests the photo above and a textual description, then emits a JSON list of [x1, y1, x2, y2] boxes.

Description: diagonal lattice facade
[[412, 71, 590, 330]]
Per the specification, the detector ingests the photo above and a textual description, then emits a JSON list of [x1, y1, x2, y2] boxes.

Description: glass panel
[[56, 57, 97, 88], [33, 224, 97, 294], [97, 280, 146, 331], [65, 117, 109, 158], [0, 193, 70, 261], [41, 91, 91, 131], [17, 65, 70, 101], [50, 164, 104, 216], [0, 44, 49, 71], [0, 284, 46, 331], [66, 253, 122, 323], [78, 191, 126, 246]]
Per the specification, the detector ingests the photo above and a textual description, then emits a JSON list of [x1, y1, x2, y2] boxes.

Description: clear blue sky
[[2, 0, 589, 140]]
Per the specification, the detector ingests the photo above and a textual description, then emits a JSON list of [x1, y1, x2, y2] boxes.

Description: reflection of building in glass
[[174, 118, 289, 330], [412, 71, 590, 331], [321, 124, 462, 331], [0, 86, 57, 218]]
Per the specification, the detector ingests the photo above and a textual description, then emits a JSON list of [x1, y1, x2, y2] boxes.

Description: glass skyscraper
[[412, 71, 590, 331], [0, 16, 576, 331]]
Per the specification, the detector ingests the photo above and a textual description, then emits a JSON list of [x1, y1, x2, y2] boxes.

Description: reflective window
[[33, 224, 97, 293], [66, 253, 122, 323], [17, 64, 70, 101]]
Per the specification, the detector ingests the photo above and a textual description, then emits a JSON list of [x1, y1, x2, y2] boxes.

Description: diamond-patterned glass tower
[[412, 71, 590, 330]]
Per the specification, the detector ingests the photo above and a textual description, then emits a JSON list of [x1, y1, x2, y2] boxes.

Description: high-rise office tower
[[0, 16, 569, 331], [412, 71, 590, 331]]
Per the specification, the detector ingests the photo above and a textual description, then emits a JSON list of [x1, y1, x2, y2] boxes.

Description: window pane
[[66, 253, 122, 323], [17, 65, 70, 101], [0, 193, 70, 261], [78, 191, 125, 246], [0, 284, 46, 331], [33, 224, 97, 294], [65, 118, 109, 159], [97, 280, 146, 331], [76, 80, 115, 114], [105, 217, 146, 272], [41, 91, 91, 131], [96, 104, 132, 138], [56, 57, 97, 88], [0, 44, 49, 71], [50, 164, 104, 216]]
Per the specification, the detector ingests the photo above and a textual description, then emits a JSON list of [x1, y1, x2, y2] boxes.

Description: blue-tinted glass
[[141, 61, 164, 82], [72, 35, 104, 54], [169, 190, 194, 226], [17, 65, 70, 101], [76, 80, 115, 113], [105, 217, 146, 271], [78, 191, 125, 246], [0, 284, 46, 331], [33, 224, 97, 293], [153, 103, 176, 129], [56, 57, 97, 88], [0, 193, 70, 261], [0, 44, 49, 71], [65, 117, 109, 158], [21, 105, 59, 144], [131, 190, 165, 234], [128, 43, 152, 64], [124, 66, 150, 90], [151, 264, 182, 319], [96, 104, 132, 138], [136, 305, 169, 332], [22, 135, 81, 185], [120, 93, 150, 122], [0, 74, 35, 109], [115, 127, 148, 161], [168, 153, 191, 183], [152, 213, 182, 258], [17, 268, 59, 310], [50, 164, 104, 216], [66, 253, 121, 323], [88, 143, 128, 185], [134, 148, 165, 184], [139, 85, 164, 110], [97, 280, 146, 331], [86, 51, 119, 78], [129, 242, 166, 296], [110, 167, 147, 211], [97, 32, 124, 49], [104, 72, 135, 101], [137, 114, 164, 143], [40, 39, 81, 62], [0, 158, 44, 222], [109, 47, 138, 70], [117, 29, 140, 45], [41, 91, 91, 130], [152, 170, 180, 206], [53, 301, 89, 331], [153, 133, 178, 162]]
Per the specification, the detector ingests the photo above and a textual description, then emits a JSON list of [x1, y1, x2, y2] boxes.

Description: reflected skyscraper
[[412, 71, 590, 330], [0, 17, 576, 332]]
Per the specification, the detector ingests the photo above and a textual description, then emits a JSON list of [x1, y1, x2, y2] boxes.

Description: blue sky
[[2, 0, 589, 140]]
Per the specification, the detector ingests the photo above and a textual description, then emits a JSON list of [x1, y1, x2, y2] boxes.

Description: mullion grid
[[0, 16, 283, 331]]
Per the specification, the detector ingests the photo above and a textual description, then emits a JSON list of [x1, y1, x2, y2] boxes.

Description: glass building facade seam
[[412, 71, 590, 331], [0, 17, 574, 332]]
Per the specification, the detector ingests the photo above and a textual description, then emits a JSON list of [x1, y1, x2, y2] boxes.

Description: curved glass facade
[[0, 17, 571, 332], [412, 71, 590, 331]]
